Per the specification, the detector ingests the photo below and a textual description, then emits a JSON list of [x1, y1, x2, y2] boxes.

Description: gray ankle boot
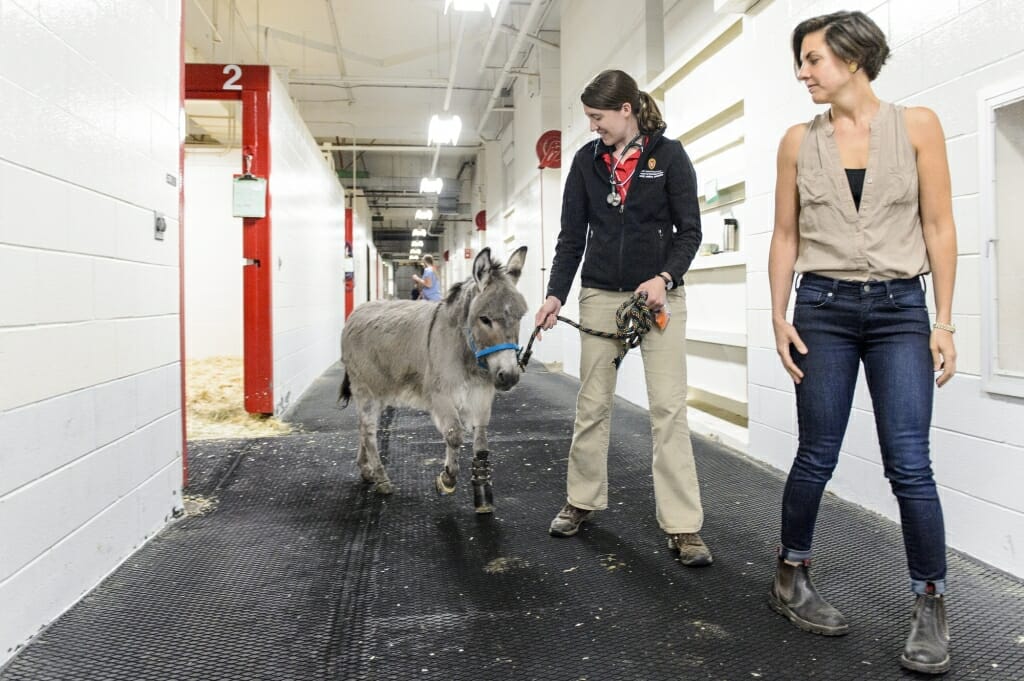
[[768, 558, 850, 636], [900, 593, 950, 674]]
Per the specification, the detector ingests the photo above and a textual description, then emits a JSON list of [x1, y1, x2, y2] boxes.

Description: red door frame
[[184, 63, 274, 415], [178, 1, 187, 484], [345, 208, 354, 318]]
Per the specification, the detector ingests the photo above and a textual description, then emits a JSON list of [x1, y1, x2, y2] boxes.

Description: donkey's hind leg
[[357, 397, 392, 494]]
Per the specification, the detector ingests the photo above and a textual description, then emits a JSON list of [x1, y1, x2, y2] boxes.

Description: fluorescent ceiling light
[[419, 177, 443, 194], [411, 228, 428, 237], [428, 115, 462, 146], [411, 240, 424, 248], [414, 208, 434, 220], [444, 0, 500, 17]]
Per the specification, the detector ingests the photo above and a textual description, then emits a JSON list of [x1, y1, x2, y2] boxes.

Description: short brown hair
[[792, 11, 890, 81], [422, 254, 434, 266]]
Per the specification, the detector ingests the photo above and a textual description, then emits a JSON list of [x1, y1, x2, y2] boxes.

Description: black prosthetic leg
[[471, 450, 494, 514]]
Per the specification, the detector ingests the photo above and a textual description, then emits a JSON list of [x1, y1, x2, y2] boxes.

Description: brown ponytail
[[635, 90, 665, 135]]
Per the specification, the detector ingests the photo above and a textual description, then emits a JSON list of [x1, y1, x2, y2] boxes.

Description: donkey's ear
[[472, 247, 494, 290], [504, 246, 527, 284]]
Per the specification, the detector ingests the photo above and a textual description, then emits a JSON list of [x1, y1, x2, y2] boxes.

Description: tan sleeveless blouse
[[794, 101, 929, 281]]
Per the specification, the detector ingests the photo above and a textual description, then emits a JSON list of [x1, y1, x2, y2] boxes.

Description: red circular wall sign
[[536, 130, 561, 169]]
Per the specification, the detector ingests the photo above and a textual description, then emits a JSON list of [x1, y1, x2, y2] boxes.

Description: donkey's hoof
[[435, 472, 457, 495], [373, 481, 393, 495], [474, 503, 495, 515]]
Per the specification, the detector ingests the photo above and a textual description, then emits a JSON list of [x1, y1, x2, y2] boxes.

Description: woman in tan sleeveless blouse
[[767, 11, 958, 676]]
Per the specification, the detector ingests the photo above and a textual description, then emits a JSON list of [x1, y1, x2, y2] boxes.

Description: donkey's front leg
[[467, 392, 495, 514], [471, 424, 494, 514], [432, 405, 463, 496]]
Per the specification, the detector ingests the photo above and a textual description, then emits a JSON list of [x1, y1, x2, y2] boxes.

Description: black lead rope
[[518, 293, 654, 371]]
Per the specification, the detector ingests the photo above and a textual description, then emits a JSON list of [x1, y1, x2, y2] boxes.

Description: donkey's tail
[[338, 371, 352, 408]]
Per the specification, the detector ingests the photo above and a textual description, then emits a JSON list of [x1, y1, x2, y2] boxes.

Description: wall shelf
[[687, 327, 747, 347], [688, 251, 746, 271]]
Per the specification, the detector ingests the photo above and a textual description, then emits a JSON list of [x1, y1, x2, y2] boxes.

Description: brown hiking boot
[[548, 503, 592, 537], [668, 532, 713, 567]]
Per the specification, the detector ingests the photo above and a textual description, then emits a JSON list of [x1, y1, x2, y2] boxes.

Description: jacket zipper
[[617, 205, 625, 290]]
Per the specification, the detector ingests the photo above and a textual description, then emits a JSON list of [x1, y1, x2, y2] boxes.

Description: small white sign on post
[[232, 176, 267, 218]]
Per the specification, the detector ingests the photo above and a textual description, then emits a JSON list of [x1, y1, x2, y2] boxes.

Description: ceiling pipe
[[430, 145, 441, 178], [293, 75, 452, 87], [443, 15, 466, 112], [428, 13, 468, 180], [476, 0, 547, 138], [320, 143, 480, 152], [325, 0, 355, 104], [478, 0, 511, 73], [191, 0, 225, 43], [497, 23, 559, 50], [331, 122, 358, 202]]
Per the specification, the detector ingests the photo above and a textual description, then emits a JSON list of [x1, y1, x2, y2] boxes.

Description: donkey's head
[[464, 246, 528, 391]]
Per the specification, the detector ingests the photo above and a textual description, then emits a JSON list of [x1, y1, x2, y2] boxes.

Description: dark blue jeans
[[779, 273, 947, 595]]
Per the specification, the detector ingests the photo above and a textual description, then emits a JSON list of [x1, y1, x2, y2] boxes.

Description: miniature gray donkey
[[339, 246, 528, 513]]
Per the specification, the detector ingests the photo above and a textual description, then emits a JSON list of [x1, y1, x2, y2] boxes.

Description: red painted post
[[184, 64, 274, 415], [178, 0, 188, 485], [345, 208, 354, 318]]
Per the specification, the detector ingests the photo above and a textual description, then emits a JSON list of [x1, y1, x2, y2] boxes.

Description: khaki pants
[[566, 287, 703, 534]]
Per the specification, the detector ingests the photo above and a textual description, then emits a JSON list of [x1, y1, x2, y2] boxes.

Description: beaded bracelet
[[933, 322, 956, 333]]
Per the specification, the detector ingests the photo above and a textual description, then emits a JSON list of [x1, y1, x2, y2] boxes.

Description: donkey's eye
[[479, 316, 493, 327]]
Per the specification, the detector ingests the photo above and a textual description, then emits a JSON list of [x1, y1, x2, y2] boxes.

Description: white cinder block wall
[[269, 72, 349, 415], [0, 0, 184, 665]]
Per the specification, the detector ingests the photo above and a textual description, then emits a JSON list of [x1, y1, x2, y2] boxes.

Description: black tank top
[[845, 168, 866, 211]]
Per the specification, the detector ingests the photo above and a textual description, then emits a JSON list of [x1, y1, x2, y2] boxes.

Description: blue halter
[[464, 327, 522, 370]]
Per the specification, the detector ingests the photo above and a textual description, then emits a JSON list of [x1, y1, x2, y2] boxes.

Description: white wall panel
[[183, 151, 243, 358], [941, 486, 1024, 573], [687, 343, 748, 405], [0, 0, 183, 664], [0, 414, 180, 578], [268, 72, 347, 415], [0, 461, 180, 664]]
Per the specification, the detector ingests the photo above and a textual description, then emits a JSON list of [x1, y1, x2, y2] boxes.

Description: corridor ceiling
[[184, 0, 561, 259]]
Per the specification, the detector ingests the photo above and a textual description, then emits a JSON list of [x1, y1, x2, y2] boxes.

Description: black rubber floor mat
[[2, 364, 1022, 680]]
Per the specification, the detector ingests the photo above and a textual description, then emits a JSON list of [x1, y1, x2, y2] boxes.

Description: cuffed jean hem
[[778, 546, 813, 562], [911, 578, 946, 595]]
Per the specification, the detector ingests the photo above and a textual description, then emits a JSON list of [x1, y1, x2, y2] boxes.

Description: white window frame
[[978, 79, 1024, 398]]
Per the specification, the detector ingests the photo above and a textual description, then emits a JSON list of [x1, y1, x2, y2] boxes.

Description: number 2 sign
[[222, 64, 243, 90]]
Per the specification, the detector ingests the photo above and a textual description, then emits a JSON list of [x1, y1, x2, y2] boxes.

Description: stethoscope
[[606, 132, 645, 207]]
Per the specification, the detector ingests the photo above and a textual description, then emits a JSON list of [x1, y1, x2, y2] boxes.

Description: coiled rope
[[518, 293, 654, 370]]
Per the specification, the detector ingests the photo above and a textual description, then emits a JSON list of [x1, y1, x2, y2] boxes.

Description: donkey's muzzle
[[494, 368, 520, 391]]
